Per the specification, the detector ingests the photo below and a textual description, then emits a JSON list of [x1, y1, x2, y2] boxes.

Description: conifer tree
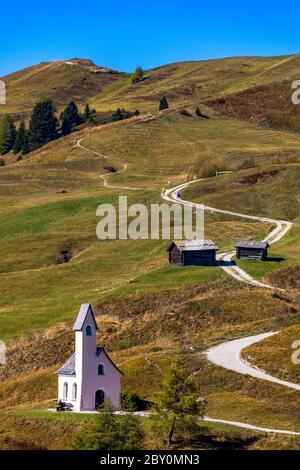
[[29, 98, 58, 150], [159, 96, 169, 111], [153, 356, 206, 446], [61, 117, 72, 136], [21, 129, 30, 154], [88, 113, 96, 124], [83, 103, 91, 121], [72, 401, 144, 450], [60, 101, 81, 129], [112, 108, 124, 122], [0, 115, 16, 154], [131, 66, 144, 84]]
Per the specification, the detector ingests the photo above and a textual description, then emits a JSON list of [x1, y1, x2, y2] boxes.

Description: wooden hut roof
[[234, 240, 270, 249], [167, 240, 218, 252]]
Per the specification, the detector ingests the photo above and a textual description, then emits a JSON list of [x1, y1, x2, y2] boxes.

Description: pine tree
[[88, 113, 96, 124], [21, 129, 30, 154], [61, 117, 72, 136], [29, 98, 58, 150], [60, 101, 81, 130], [195, 107, 202, 117], [83, 103, 91, 121], [0, 115, 16, 154], [13, 121, 27, 154], [112, 108, 124, 122], [72, 401, 144, 450], [131, 66, 143, 84], [159, 96, 169, 111]]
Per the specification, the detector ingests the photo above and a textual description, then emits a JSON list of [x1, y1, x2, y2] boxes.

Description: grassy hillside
[[3, 53, 300, 123], [206, 80, 300, 134]]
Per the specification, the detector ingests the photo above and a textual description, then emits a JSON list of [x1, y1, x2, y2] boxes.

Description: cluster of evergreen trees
[[111, 108, 140, 122], [60, 102, 96, 135], [0, 115, 23, 156], [0, 99, 96, 157]]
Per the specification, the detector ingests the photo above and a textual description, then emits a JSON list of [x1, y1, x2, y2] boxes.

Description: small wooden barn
[[235, 240, 269, 261], [167, 240, 218, 266]]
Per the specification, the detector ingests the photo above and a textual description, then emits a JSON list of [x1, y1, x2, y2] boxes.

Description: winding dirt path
[[202, 417, 300, 436], [74, 110, 169, 190], [206, 332, 300, 391], [76, 138, 138, 190]]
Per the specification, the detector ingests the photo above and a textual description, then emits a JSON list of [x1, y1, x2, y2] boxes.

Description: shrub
[[200, 163, 229, 178], [72, 401, 144, 450], [159, 96, 169, 111]]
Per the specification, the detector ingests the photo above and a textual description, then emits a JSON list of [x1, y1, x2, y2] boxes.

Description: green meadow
[[1, 55, 300, 449]]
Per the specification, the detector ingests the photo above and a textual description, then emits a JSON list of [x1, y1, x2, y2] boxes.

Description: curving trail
[[74, 109, 181, 191], [202, 416, 300, 436], [76, 138, 138, 190], [162, 178, 292, 289], [203, 332, 300, 436], [206, 332, 300, 391], [54, 408, 300, 436], [74, 111, 168, 190]]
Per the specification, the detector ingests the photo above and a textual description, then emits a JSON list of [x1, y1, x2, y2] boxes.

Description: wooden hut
[[167, 240, 218, 266], [234, 240, 269, 261]]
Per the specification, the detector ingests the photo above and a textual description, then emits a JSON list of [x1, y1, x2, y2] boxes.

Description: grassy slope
[[4, 408, 297, 450], [91, 54, 300, 112], [3, 53, 300, 121], [0, 113, 283, 340], [1, 60, 121, 120], [0, 114, 299, 449], [205, 54, 300, 134]]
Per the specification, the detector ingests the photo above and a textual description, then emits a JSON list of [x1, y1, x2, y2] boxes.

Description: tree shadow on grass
[[266, 257, 285, 262], [176, 428, 260, 450], [181, 433, 260, 450]]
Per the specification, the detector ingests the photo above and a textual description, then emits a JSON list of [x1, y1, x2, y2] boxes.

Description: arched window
[[86, 325, 93, 336], [98, 364, 105, 376], [72, 383, 77, 401], [63, 382, 68, 400]]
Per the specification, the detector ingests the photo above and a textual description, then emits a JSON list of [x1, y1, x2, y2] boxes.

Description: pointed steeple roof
[[73, 303, 98, 331]]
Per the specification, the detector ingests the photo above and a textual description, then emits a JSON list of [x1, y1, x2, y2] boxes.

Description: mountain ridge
[[2, 53, 300, 122]]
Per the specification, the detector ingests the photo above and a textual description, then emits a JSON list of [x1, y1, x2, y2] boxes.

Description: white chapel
[[56, 304, 123, 411]]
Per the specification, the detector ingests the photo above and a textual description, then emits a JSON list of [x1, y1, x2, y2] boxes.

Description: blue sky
[[1, 0, 299, 76]]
